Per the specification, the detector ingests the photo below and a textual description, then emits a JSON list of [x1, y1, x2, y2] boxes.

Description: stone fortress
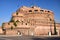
[[0, 6, 60, 36]]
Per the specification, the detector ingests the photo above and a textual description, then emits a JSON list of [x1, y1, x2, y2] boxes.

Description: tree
[[10, 19, 14, 22], [16, 20, 20, 22], [14, 22, 17, 27], [54, 21, 57, 35], [2, 23, 5, 29], [11, 26, 13, 30], [10, 17, 14, 22]]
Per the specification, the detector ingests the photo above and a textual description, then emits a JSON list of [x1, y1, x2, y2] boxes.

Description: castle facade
[[0, 6, 60, 36]]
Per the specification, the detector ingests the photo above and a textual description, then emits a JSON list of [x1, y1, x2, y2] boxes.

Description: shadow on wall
[[0, 36, 60, 40], [31, 37, 60, 40], [32, 38, 44, 40]]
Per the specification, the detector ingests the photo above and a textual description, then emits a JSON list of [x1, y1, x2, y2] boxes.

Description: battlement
[[16, 6, 53, 14], [12, 6, 54, 22]]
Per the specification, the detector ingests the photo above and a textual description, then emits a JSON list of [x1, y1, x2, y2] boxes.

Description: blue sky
[[0, 0, 60, 26]]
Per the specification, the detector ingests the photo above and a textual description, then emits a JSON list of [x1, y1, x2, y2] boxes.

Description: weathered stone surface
[[1, 6, 60, 36]]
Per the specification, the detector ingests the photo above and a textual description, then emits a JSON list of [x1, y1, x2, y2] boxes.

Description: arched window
[[17, 31, 22, 36]]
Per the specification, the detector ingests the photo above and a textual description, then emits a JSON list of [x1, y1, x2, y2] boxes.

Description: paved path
[[0, 35, 60, 40]]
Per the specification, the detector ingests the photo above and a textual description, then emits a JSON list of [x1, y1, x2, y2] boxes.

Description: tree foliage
[[10, 19, 14, 22], [11, 26, 13, 30], [14, 22, 17, 27]]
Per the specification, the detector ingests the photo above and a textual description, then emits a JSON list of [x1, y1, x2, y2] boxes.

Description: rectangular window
[[34, 10, 38, 11], [29, 10, 32, 12], [40, 10, 44, 13], [40, 10, 43, 12]]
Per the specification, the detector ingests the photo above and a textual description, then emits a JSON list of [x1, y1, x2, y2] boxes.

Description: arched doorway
[[17, 31, 22, 36]]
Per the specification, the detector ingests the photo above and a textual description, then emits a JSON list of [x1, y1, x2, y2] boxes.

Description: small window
[[31, 7, 34, 8], [21, 21, 23, 25], [22, 21, 23, 22], [34, 10, 38, 13], [2, 28, 6, 31], [48, 11, 50, 12], [29, 10, 32, 12], [40, 10, 44, 13], [25, 23, 27, 25], [40, 10, 44, 12], [34, 10, 38, 11]]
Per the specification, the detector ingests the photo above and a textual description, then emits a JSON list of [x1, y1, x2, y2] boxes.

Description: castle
[[0, 6, 60, 36]]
